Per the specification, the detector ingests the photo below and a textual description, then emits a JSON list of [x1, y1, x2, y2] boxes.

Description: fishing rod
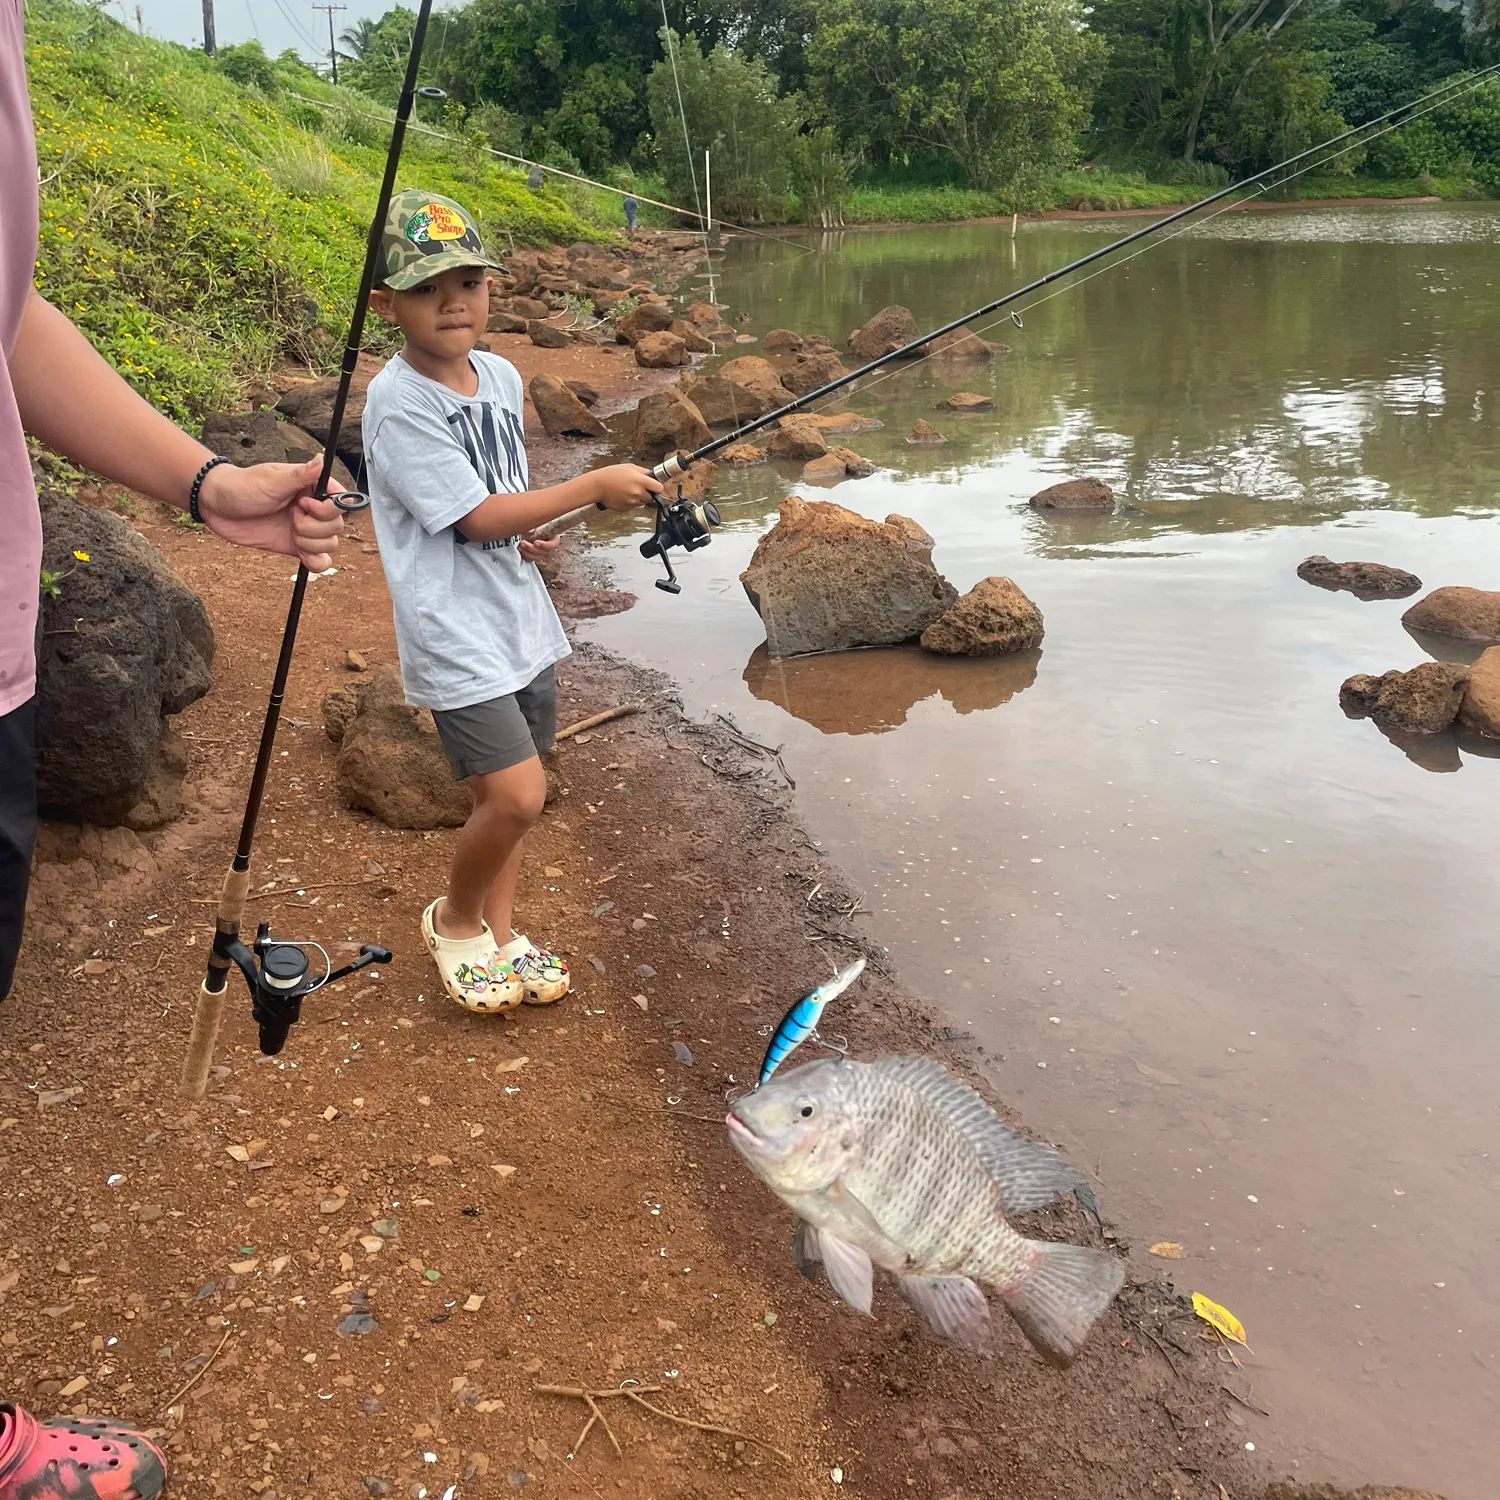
[[536, 58, 1500, 577], [179, 0, 444, 1098]]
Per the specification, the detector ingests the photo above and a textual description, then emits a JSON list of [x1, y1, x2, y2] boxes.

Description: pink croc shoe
[[0, 1403, 166, 1499]]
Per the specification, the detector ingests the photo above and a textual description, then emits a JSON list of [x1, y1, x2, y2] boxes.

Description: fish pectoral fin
[[1000, 1240, 1126, 1368], [899, 1275, 992, 1353], [817, 1230, 875, 1316], [791, 1221, 823, 1283]]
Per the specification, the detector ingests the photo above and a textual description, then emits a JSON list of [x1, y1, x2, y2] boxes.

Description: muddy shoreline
[[5, 333, 1271, 1499]]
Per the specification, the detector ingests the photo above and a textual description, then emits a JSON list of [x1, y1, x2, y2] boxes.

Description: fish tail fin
[[1000, 1240, 1125, 1367]]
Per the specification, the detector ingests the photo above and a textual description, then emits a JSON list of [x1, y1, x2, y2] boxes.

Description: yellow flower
[[72, 550, 90, 562]]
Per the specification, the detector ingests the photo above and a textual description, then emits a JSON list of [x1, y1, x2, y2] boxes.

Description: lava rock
[[1402, 586, 1500, 643], [329, 666, 472, 829], [564, 379, 600, 406], [683, 356, 796, 424], [939, 391, 994, 413], [1030, 477, 1113, 512], [721, 443, 767, 466], [487, 310, 528, 334], [801, 448, 876, 486], [36, 486, 214, 826], [496, 295, 551, 321], [1297, 556, 1422, 599], [685, 301, 724, 328], [741, 497, 958, 657], [200, 410, 355, 491], [928, 328, 1007, 360], [615, 300, 675, 345], [274, 359, 379, 473], [1341, 662, 1470, 734], [908, 419, 948, 445], [782, 349, 850, 396], [762, 329, 804, 353], [669, 319, 715, 354], [527, 320, 571, 349], [634, 330, 689, 368], [1457, 645, 1500, 738], [528, 374, 607, 440], [674, 460, 718, 501], [629, 387, 712, 459], [766, 417, 828, 461], [847, 305, 921, 362], [920, 576, 1045, 656], [806, 411, 884, 436]]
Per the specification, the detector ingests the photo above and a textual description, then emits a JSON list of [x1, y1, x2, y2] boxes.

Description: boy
[[364, 190, 662, 1014]]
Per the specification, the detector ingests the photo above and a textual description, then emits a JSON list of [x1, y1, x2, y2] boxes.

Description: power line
[[311, 2, 346, 83]]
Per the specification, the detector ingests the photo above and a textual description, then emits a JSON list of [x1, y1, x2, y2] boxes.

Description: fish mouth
[[725, 1110, 795, 1163]]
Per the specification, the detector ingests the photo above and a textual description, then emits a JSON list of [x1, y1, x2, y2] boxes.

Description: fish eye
[[799, 1104, 815, 1119]]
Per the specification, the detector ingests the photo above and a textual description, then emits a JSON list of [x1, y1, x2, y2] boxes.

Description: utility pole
[[201, 0, 216, 55], [135, 3, 144, 33], [313, 3, 347, 85]]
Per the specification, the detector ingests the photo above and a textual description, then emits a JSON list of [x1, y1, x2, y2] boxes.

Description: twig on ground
[[162, 1328, 232, 1413], [557, 704, 643, 741], [1137, 1326, 1182, 1378], [1220, 1384, 1270, 1417], [537, 1383, 793, 1464], [190, 879, 351, 905]]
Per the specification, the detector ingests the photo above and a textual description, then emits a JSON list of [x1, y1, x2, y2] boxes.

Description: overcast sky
[[115, 0, 401, 66]]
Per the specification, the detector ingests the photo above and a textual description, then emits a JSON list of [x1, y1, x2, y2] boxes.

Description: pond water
[[580, 205, 1500, 1499]]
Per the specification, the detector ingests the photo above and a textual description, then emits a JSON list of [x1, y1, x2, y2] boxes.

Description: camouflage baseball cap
[[379, 189, 502, 291]]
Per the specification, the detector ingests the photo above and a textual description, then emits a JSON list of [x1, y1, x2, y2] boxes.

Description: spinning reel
[[221, 921, 392, 1056], [640, 488, 720, 593]]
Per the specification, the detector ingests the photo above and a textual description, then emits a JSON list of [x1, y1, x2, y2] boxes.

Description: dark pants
[[0, 697, 36, 1001]]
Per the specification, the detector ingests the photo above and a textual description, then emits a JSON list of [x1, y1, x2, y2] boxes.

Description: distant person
[[0, 0, 341, 1488], [526, 163, 544, 191], [623, 194, 638, 232], [362, 190, 660, 1013]]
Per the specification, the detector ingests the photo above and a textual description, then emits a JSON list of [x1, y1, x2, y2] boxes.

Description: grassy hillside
[[28, 0, 620, 423]]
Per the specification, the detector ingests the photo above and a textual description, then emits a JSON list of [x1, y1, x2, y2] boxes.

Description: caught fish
[[759, 957, 866, 1086], [726, 1054, 1124, 1365]]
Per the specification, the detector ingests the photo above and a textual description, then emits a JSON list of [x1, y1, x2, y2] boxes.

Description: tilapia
[[725, 1054, 1124, 1365]]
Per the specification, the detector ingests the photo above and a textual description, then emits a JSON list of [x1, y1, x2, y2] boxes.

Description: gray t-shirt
[[363, 352, 570, 711]]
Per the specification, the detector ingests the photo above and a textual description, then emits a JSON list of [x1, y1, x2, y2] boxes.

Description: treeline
[[242, 0, 1500, 220]]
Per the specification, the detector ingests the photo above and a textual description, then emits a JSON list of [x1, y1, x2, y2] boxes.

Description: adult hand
[[196, 457, 344, 571], [518, 533, 560, 565]]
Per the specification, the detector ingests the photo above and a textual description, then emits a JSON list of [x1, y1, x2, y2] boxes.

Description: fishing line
[[658, 0, 707, 242]]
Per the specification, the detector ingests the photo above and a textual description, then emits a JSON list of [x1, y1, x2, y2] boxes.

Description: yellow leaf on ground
[[1192, 1292, 1249, 1347], [226, 1145, 250, 1163], [1149, 1242, 1186, 1259]]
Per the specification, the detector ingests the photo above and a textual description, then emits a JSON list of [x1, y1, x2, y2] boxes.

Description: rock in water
[[629, 388, 711, 458], [528, 374, 607, 439], [807, 412, 884, 436], [762, 329, 804, 353], [634, 330, 688, 368], [331, 667, 472, 829], [781, 350, 850, 395], [802, 449, 877, 485], [682, 357, 797, 424], [766, 417, 828, 461], [740, 498, 958, 657], [1297, 556, 1422, 599], [847, 305, 921, 362], [921, 577, 1044, 656], [1340, 663, 1469, 734], [939, 392, 994, 413], [669, 319, 715, 355], [1030, 477, 1112, 512], [615, 300, 674, 345], [927, 328, 1006, 360], [1402, 586, 1500, 643], [36, 487, 213, 827], [1457, 646, 1500, 738], [721, 443, 767, 466], [908, 420, 948, 445]]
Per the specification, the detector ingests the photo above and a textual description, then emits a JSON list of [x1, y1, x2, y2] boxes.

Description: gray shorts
[[431, 666, 557, 780]]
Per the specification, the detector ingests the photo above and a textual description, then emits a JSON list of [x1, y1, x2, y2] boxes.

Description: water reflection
[[743, 642, 1040, 734]]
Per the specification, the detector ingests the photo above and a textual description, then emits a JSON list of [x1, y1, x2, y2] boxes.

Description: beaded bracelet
[[188, 456, 233, 525]]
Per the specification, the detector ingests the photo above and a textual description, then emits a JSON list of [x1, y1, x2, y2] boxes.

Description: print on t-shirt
[[447, 400, 527, 549]]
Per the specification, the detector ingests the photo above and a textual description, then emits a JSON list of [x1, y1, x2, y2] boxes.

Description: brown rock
[[634, 331, 689, 368], [740, 497, 958, 657], [1030, 477, 1113, 512], [616, 300, 675, 345], [762, 329, 804, 353], [803, 335, 837, 354], [486, 309, 528, 335], [682, 358, 796, 425], [277, 420, 356, 492], [721, 356, 797, 414], [939, 391, 994, 413], [685, 302, 723, 328], [1297, 556, 1422, 599], [591, 289, 629, 317], [800, 453, 848, 486], [669, 319, 715, 355], [766, 417, 828, 461], [1401, 586, 1500, 644], [782, 350, 850, 396], [564, 379, 599, 406], [1457, 645, 1500, 738], [527, 320, 572, 349], [928, 328, 1006, 360], [202, 410, 355, 491], [832, 447, 876, 477], [323, 683, 360, 744], [496, 295, 551, 321], [721, 443, 767, 466], [528, 374, 607, 440], [908, 419, 947, 445], [629, 387, 712, 459], [332, 667, 471, 829], [806, 411, 884, 436], [1345, 662, 1471, 734], [274, 362, 377, 472], [848, 305, 922, 362], [921, 577, 1044, 656], [674, 461, 717, 501]]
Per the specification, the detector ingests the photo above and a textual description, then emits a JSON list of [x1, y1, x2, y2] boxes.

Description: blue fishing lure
[[758, 956, 866, 1086]]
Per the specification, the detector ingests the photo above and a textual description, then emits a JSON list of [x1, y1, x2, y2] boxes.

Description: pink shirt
[[0, 0, 38, 715]]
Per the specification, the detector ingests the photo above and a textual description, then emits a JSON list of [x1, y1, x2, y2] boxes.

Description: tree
[[338, 16, 380, 59], [646, 29, 803, 220], [806, 0, 1103, 195], [793, 124, 852, 225]]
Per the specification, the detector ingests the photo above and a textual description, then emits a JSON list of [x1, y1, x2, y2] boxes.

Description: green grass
[[29, 0, 622, 424]]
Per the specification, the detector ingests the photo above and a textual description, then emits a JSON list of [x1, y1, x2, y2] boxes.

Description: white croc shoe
[[421, 900, 523, 1013], [500, 932, 571, 1006]]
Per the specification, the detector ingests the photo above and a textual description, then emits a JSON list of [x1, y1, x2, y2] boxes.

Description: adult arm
[[10, 291, 342, 570]]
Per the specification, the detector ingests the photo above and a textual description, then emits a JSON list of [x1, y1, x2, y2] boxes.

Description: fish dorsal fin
[[869, 1055, 1087, 1213]]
